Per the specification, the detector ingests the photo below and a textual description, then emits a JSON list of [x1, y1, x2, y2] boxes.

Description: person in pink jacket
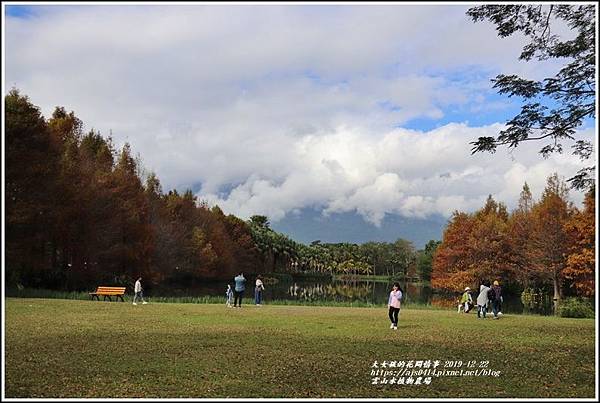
[[388, 282, 403, 330]]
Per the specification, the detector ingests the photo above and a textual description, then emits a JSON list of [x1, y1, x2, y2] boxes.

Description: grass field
[[4, 298, 596, 398]]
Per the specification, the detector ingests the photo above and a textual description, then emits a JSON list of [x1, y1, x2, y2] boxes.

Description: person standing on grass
[[388, 282, 402, 330], [255, 276, 265, 306], [476, 281, 490, 319], [491, 280, 503, 319], [133, 277, 148, 305], [226, 284, 234, 308], [233, 273, 246, 308]]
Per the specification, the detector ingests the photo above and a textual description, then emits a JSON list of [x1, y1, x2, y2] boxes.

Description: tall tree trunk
[[553, 271, 562, 315]]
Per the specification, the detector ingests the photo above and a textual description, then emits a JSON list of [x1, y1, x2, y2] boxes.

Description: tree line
[[431, 175, 595, 310], [249, 214, 426, 279], [10, 89, 589, 303], [6, 90, 264, 290], [6, 90, 435, 291]]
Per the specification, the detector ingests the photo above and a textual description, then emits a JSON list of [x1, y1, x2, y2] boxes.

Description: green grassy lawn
[[4, 298, 596, 398]]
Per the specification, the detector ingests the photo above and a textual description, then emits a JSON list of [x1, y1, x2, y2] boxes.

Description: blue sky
[[4, 3, 594, 245], [6, 5, 34, 17]]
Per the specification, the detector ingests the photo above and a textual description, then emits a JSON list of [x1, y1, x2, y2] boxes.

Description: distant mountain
[[270, 208, 448, 249]]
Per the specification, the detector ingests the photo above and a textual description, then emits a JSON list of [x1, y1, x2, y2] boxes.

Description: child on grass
[[226, 284, 233, 308]]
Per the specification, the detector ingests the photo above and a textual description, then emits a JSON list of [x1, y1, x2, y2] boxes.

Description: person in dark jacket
[[491, 280, 503, 319]]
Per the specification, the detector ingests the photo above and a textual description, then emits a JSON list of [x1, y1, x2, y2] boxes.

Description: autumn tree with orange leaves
[[507, 183, 536, 289], [5, 90, 263, 291], [529, 174, 574, 311], [563, 190, 595, 297], [431, 196, 515, 292], [432, 174, 593, 313]]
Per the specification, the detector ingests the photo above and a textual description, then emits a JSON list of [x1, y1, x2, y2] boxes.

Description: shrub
[[558, 297, 594, 318]]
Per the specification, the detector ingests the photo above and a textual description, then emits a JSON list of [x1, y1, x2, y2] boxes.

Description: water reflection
[[287, 282, 372, 301], [281, 280, 433, 305]]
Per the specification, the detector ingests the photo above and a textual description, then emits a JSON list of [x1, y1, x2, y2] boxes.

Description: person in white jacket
[[226, 284, 234, 307], [133, 277, 148, 305], [476, 282, 490, 319]]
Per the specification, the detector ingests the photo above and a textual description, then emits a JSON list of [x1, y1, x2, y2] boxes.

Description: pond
[[147, 275, 554, 315]]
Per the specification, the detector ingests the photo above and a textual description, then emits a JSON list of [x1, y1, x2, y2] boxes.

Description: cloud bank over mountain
[[199, 124, 591, 226]]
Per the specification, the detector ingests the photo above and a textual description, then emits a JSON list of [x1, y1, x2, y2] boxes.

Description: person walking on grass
[[491, 280, 503, 319], [133, 277, 148, 305], [226, 284, 234, 308], [476, 281, 490, 319], [233, 272, 246, 308], [388, 282, 402, 330], [255, 276, 265, 306]]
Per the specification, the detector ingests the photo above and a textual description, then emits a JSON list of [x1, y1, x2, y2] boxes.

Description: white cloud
[[201, 124, 592, 226], [4, 4, 594, 227]]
